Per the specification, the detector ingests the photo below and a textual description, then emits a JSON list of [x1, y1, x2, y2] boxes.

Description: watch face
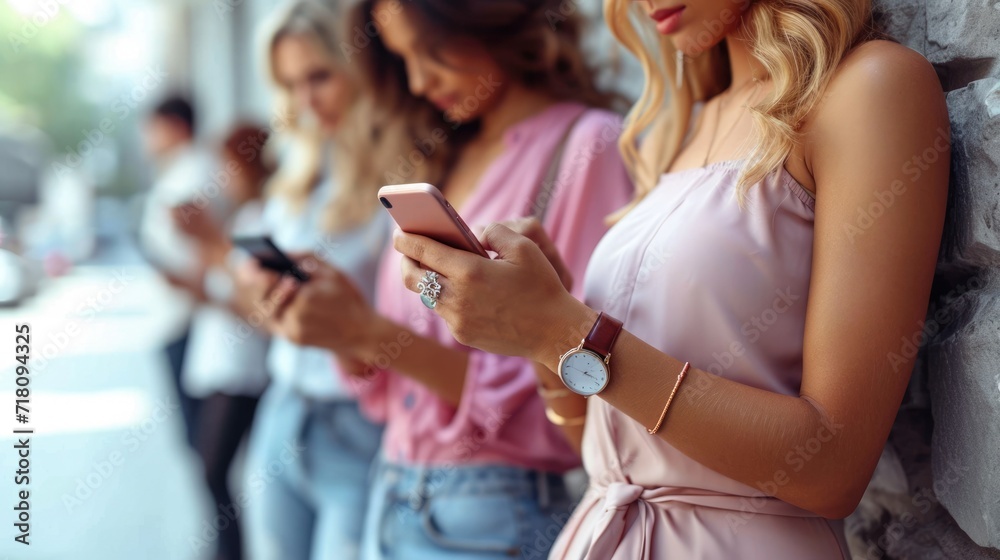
[[559, 349, 609, 396]]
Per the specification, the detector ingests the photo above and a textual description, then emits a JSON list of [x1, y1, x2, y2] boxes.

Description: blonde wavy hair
[[605, 0, 887, 223], [259, 0, 380, 233]]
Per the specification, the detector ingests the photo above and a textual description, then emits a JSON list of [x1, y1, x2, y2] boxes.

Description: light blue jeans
[[361, 458, 575, 560], [243, 382, 383, 560]]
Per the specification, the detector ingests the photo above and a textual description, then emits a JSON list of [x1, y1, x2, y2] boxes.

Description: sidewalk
[[0, 261, 211, 560]]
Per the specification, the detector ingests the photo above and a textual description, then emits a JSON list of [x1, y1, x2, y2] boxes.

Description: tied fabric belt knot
[[604, 480, 646, 509], [585, 481, 654, 560], [583, 480, 821, 559]]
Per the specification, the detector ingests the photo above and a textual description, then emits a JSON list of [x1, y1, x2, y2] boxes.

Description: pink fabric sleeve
[[544, 111, 632, 302], [430, 110, 634, 460]]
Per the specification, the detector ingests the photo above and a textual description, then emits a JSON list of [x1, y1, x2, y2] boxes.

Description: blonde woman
[[389, 0, 951, 557], [236, 1, 389, 559]]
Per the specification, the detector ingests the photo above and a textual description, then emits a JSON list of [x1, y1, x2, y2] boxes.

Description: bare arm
[[356, 314, 470, 406]]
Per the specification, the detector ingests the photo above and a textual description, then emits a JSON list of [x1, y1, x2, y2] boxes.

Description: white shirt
[[264, 177, 391, 400], [139, 144, 217, 279], [181, 200, 271, 398]]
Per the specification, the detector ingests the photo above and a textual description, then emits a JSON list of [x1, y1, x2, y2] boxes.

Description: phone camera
[[379, 197, 393, 209]]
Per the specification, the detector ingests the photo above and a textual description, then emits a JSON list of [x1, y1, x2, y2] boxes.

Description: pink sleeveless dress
[[550, 159, 851, 559]]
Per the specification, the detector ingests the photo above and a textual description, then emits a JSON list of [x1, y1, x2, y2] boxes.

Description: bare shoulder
[[837, 39, 937, 79], [813, 40, 945, 125], [805, 39, 949, 171]]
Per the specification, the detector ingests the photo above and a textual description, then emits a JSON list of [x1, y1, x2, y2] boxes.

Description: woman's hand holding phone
[[393, 217, 587, 363], [376, 184, 572, 290], [267, 257, 381, 357], [501, 217, 573, 292], [233, 257, 300, 321]]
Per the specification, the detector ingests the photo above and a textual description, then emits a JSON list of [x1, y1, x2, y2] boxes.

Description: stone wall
[[846, 3, 1000, 559]]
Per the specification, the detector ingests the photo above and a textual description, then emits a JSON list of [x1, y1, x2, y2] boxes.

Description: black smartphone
[[231, 236, 311, 282]]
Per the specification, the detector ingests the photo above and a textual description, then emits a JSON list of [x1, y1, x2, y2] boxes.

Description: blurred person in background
[[262, 0, 634, 558], [138, 95, 216, 448], [170, 124, 276, 560], [233, 1, 391, 559]]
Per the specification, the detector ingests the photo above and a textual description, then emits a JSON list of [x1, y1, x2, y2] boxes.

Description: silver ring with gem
[[417, 270, 442, 309]]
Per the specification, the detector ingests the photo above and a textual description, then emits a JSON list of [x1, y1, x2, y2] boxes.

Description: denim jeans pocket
[[420, 491, 525, 556]]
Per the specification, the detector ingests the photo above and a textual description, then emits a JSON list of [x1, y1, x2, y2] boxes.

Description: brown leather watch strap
[[582, 312, 623, 358]]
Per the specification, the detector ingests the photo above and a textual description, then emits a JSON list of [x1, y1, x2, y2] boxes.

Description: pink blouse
[[350, 101, 633, 471]]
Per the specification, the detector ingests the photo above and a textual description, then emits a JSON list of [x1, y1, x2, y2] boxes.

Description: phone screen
[[232, 236, 311, 282]]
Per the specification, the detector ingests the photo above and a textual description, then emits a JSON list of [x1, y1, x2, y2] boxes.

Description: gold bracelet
[[545, 406, 586, 427], [537, 383, 573, 400], [647, 361, 691, 435]]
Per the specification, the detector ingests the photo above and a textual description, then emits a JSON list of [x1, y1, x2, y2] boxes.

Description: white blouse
[[263, 176, 391, 400]]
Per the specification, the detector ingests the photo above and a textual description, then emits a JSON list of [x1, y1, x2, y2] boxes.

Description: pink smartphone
[[378, 183, 490, 258]]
